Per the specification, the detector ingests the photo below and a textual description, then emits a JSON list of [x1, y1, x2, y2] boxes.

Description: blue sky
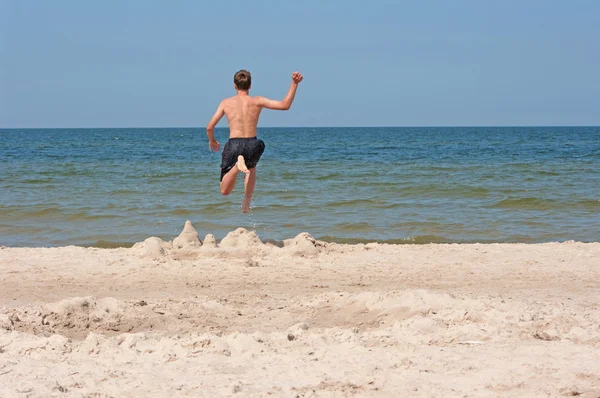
[[1, 0, 599, 128]]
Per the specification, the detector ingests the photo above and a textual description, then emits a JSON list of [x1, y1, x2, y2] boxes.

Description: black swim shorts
[[220, 137, 266, 181]]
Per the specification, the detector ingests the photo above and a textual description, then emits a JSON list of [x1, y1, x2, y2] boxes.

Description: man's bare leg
[[220, 156, 250, 195], [220, 166, 239, 195], [242, 168, 256, 213]]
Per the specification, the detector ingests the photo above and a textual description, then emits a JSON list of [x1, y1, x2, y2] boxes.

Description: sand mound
[[7, 297, 176, 339], [283, 232, 323, 256], [202, 233, 217, 248], [297, 290, 460, 332], [133, 237, 170, 258], [0, 313, 14, 330], [172, 220, 202, 249], [301, 289, 455, 314], [219, 228, 263, 249], [350, 289, 454, 313], [6, 296, 270, 340], [43, 297, 138, 337]]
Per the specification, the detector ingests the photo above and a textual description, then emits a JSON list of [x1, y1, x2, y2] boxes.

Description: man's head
[[234, 70, 251, 91]]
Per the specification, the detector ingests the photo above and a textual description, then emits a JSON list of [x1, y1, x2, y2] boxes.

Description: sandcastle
[[133, 220, 324, 258]]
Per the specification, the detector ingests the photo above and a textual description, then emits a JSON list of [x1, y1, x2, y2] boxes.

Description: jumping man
[[206, 70, 304, 213]]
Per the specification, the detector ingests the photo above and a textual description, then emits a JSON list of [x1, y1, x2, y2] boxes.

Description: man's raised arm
[[257, 72, 304, 110]]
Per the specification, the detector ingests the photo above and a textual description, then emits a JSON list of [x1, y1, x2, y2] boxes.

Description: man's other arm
[[206, 102, 224, 151]]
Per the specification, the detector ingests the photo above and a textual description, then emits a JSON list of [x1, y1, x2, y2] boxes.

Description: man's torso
[[222, 96, 263, 138]]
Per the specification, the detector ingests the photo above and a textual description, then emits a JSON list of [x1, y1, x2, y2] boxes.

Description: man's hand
[[292, 71, 304, 84], [209, 140, 220, 152]]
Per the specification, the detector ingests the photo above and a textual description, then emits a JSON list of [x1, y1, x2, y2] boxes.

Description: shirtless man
[[206, 70, 304, 213]]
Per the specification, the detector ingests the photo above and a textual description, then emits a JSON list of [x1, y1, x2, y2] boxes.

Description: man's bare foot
[[236, 155, 249, 174]]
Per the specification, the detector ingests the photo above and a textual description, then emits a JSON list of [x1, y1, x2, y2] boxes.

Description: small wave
[[200, 202, 238, 212], [142, 171, 186, 179], [0, 223, 63, 236], [490, 197, 559, 210], [489, 197, 599, 211], [34, 169, 97, 178], [374, 203, 405, 209], [268, 171, 296, 180], [10, 207, 64, 218], [396, 185, 490, 199], [3, 207, 121, 221], [332, 222, 373, 232], [536, 170, 561, 176], [578, 199, 600, 210], [426, 166, 459, 172], [20, 178, 55, 184], [111, 189, 140, 195], [167, 208, 195, 216], [315, 172, 343, 181], [65, 213, 120, 221], [326, 198, 387, 208], [251, 203, 304, 210], [317, 235, 454, 245]]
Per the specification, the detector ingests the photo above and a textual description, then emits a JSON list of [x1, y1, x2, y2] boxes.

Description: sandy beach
[[1, 222, 599, 397]]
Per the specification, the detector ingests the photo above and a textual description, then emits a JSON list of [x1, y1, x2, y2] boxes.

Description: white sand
[[0, 223, 599, 397]]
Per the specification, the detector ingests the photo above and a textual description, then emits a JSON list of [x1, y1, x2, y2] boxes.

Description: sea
[[1, 127, 599, 247]]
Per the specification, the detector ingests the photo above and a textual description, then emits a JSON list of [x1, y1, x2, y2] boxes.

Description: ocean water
[[0, 127, 599, 247]]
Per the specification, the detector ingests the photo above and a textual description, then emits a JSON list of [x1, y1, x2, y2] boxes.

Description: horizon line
[[1, 125, 600, 130]]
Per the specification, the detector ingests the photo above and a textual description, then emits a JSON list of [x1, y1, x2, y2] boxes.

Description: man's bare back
[[219, 95, 263, 138], [206, 70, 304, 213]]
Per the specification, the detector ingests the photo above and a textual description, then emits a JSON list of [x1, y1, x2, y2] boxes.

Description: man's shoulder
[[219, 97, 237, 108], [250, 96, 268, 104]]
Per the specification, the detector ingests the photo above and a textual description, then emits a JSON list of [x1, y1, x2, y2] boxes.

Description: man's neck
[[236, 90, 250, 96]]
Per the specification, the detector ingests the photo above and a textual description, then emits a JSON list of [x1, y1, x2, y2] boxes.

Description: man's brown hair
[[234, 70, 251, 91]]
